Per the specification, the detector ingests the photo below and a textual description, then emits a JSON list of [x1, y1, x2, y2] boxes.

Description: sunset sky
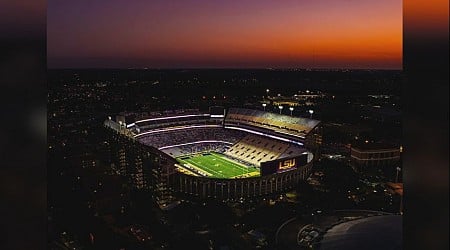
[[48, 0, 402, 69]]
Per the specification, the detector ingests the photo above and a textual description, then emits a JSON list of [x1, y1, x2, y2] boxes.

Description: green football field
[[176, 152, 260, 179]]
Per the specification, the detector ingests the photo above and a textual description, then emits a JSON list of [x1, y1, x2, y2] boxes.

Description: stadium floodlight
[[262, 103, 267, 111], [278, 105, 283, 114], [308, 109, 314, 118], [289, 107, 294, 116]]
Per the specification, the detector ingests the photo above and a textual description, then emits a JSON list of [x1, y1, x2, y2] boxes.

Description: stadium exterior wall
[[103, 124, 179, 209], [172, 160, 314, 201]]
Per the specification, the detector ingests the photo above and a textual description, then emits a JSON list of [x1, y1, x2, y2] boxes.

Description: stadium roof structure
[[134, 109, 204, 121], [276, 211, 401, 250], [319, 215, 402, 250], [351, 142, 400, 151]]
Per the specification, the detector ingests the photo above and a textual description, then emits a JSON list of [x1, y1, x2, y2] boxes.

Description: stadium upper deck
[[224, 108, 320, 139], [119, 108, 226, 133], [129, 108, 203, 121]]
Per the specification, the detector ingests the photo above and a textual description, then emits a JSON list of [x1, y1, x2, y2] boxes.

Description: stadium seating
[[135, 112, 309, 168], [224, 134, 303, 166], [161, 142, 230, 158], [137, 127, 247, 149], [225, 108, 320, 137], [134, 109, 203, 121], [131, 109, 216, 132]]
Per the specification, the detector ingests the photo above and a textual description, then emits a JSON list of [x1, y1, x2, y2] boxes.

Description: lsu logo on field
[[278, 158, 296, 170]]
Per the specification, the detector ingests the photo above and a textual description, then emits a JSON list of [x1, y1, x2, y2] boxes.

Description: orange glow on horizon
[[48, 1, 403, 69], [405, 0, 448, 36]]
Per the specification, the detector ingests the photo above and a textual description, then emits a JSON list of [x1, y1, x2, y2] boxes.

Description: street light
[[278, 105, 283, 114], [262, 103, 267, 111], [308, 109, 314, 118], [289, 107, 294, 116], [266, 89, 270, 97]]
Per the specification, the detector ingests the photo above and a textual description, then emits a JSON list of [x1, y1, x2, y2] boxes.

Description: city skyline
[[48, 0, 402, 69]]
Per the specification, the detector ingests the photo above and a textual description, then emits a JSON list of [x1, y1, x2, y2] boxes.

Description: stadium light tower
[[289, 107, 294, 116], [262, 103, 267, 111], [118, 121, 123, 132], [308, 109, 314, 118], [395, 166, 401, 182], [278, 105, 283, 114]]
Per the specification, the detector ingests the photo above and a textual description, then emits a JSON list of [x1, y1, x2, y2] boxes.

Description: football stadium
[[104, 107, 321, 207]]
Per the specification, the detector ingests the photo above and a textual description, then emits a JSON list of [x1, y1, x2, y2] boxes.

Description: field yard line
[[178, 159, 204, 175], [192, 154, 245, 177], [203, 155, 241, 176], [177, 153, 259, 179], [211, 153, 257, 173], [185, 158, 225, 178], [178, 159, 215, 177], [180, 156, 228, 178], [212, 152, 257, 169], [211, 157, 248, 174], [210, 152, 247, 169]]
